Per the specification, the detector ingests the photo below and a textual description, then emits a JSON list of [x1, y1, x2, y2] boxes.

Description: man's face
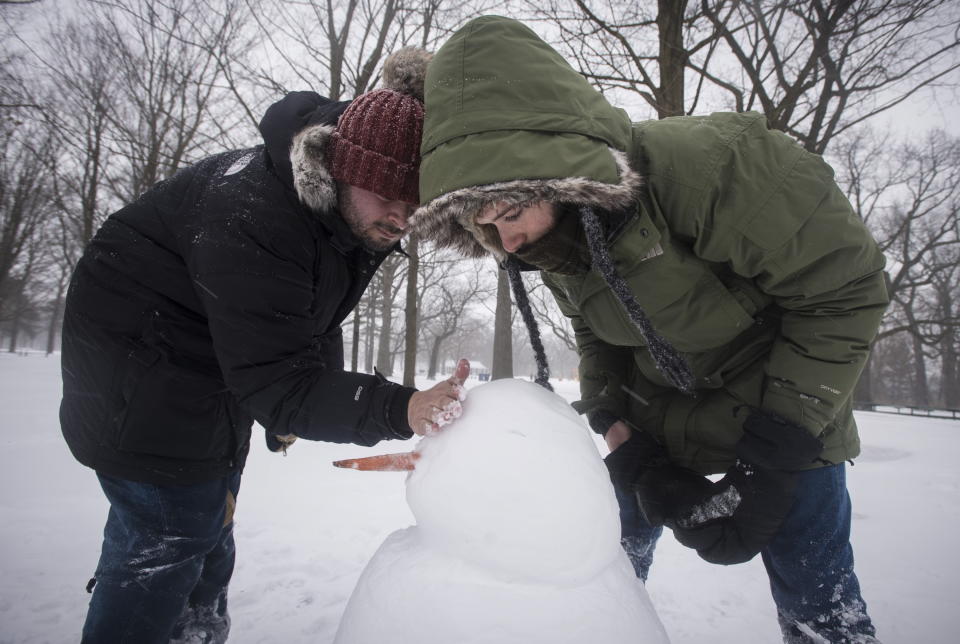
[[339, 184, 414, 252], [475, 201, 557, 254]]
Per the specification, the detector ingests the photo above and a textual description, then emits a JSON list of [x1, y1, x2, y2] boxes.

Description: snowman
[[332, 378, 670, 644]]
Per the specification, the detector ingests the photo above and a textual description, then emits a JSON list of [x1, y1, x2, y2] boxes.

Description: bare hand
[[408, 358, 471, 436], [604, 420, 632, 453]]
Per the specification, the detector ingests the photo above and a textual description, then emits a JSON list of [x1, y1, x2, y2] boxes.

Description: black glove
[[603, 430, 670, 492], [737, 410, 825, 470], [666, 462, 799, 564], [604, 430, 713, 527], [666, 410, 824, 565], [633, 464, 714, 527]]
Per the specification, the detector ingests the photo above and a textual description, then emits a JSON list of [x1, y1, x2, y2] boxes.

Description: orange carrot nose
[[332, 451, 420, 471]]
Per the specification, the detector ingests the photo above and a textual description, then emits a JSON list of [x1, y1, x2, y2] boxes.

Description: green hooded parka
[[413, 16, 889, 474]]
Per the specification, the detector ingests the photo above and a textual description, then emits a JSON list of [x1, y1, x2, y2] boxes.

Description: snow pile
[[333, 379, 670, 644]]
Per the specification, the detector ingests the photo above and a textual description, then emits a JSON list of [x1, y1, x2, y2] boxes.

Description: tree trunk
[[45, 280, 66, 356], [656, 0, 687, 118], [911, 330, 929, 407], [375, 260, 398, 376], [854, 353, 874, 410], [427, 335, 442, 380], [940, 289, 958, 408], [402, 236, 419, 387], [364, 291, 375, 373], [7, 308, 20, 353], [492, 267, 513, 379], [942, 328, 958, 408]]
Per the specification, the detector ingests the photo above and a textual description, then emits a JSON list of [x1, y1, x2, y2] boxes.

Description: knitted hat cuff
[[328, 130, 420, 204]]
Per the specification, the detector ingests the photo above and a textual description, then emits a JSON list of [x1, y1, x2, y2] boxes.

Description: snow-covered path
[[1, 352, 956, 643]]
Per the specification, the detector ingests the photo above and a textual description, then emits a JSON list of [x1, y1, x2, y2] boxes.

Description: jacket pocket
[[115, 346, 233, 462]]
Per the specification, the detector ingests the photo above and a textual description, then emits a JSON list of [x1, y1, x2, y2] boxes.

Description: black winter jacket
[[60, 92, 416, 485]]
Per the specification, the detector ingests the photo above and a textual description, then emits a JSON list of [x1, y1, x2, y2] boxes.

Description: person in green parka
[[412, 15, 887, 644]]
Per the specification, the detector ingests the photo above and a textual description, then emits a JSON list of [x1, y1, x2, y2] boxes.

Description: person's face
[[475, 201, 557, 254], [339, 184, 414, 252]]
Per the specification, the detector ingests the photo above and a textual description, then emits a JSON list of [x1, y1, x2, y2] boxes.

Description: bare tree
[[83, 0, 253, 201], [524, 0, 724, 118], [1, 216, 46, 351], [867, 331, 915, 404], [839, 128, 960, 406], [491, 268, 514, 379], [402, 234, 420, 386], [3, 0, 258, 342], [925, 246, 960, 406], [374, 253, 407, 376], [702, 0, 960, 153], [419, 262, 490, 378], [36, 20, 117, 256], [396, 243, 493, 379], [234, 0, 490, 105], [0, 120, 53, 323], [528, 1, 960, 154], [525, 278, 576, 353]]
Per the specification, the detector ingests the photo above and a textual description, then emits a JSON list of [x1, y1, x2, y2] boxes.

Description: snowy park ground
[[0, 351, 957, 643]]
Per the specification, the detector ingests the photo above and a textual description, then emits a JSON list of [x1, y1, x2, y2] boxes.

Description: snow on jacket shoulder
[[60, 92, 415, 485]]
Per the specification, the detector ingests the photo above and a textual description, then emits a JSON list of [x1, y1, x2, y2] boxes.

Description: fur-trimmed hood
[[413, 148, 642, 259], [290, 122, 338, 213], [258, 91, 347, 213], [411, 15, 641, 259]]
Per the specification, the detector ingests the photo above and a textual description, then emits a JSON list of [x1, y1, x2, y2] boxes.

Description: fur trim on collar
[[411, 148, 642, 259], [291, 123, 338, 212]]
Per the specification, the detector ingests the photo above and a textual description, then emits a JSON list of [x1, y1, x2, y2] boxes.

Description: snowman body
[[334, 379, 670, 644]]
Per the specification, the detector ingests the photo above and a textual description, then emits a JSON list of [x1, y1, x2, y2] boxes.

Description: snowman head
[[405, 379, 622, 584]]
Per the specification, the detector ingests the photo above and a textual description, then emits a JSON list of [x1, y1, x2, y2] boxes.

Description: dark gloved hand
[[667, 462, 799, 564], [265, 432, 298, 455], [634, 464, 714, 527], [666, 410, 824, 565], [604, 429, 713, 527], [603, 430, 670, 492]]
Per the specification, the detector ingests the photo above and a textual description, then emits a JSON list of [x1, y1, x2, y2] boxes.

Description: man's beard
[[339, 187, 403, 252]]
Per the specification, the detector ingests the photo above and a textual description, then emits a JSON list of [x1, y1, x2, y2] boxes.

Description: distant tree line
[[1, 0, 958, 408]]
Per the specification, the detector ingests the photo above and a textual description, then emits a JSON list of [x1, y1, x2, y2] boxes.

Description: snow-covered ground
[[0, 351, 956, 643]]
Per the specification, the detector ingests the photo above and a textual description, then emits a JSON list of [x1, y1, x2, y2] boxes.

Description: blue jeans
[[82, 471, 242, 644], [619, 464, 878, 643]]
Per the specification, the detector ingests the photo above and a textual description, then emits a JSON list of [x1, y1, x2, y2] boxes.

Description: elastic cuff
[[386, 385, 417, 439], [760, 386, 827, 435], [587, 408, 620, 435]]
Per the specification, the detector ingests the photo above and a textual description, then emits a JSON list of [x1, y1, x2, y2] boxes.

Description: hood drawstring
[[506, 206, 694, 396], [578, 205, 695, 394], [506, 258, 553, 391]]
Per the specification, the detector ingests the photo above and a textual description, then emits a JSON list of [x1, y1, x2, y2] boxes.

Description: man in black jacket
[[60, 49, 460, 643]]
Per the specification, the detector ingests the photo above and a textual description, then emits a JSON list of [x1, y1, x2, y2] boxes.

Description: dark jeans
[[82, 471, 242, 644], [619, 464, 878, 643]]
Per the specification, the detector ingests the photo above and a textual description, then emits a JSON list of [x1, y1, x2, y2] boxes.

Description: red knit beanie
[[328, 48, 430, 205]]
